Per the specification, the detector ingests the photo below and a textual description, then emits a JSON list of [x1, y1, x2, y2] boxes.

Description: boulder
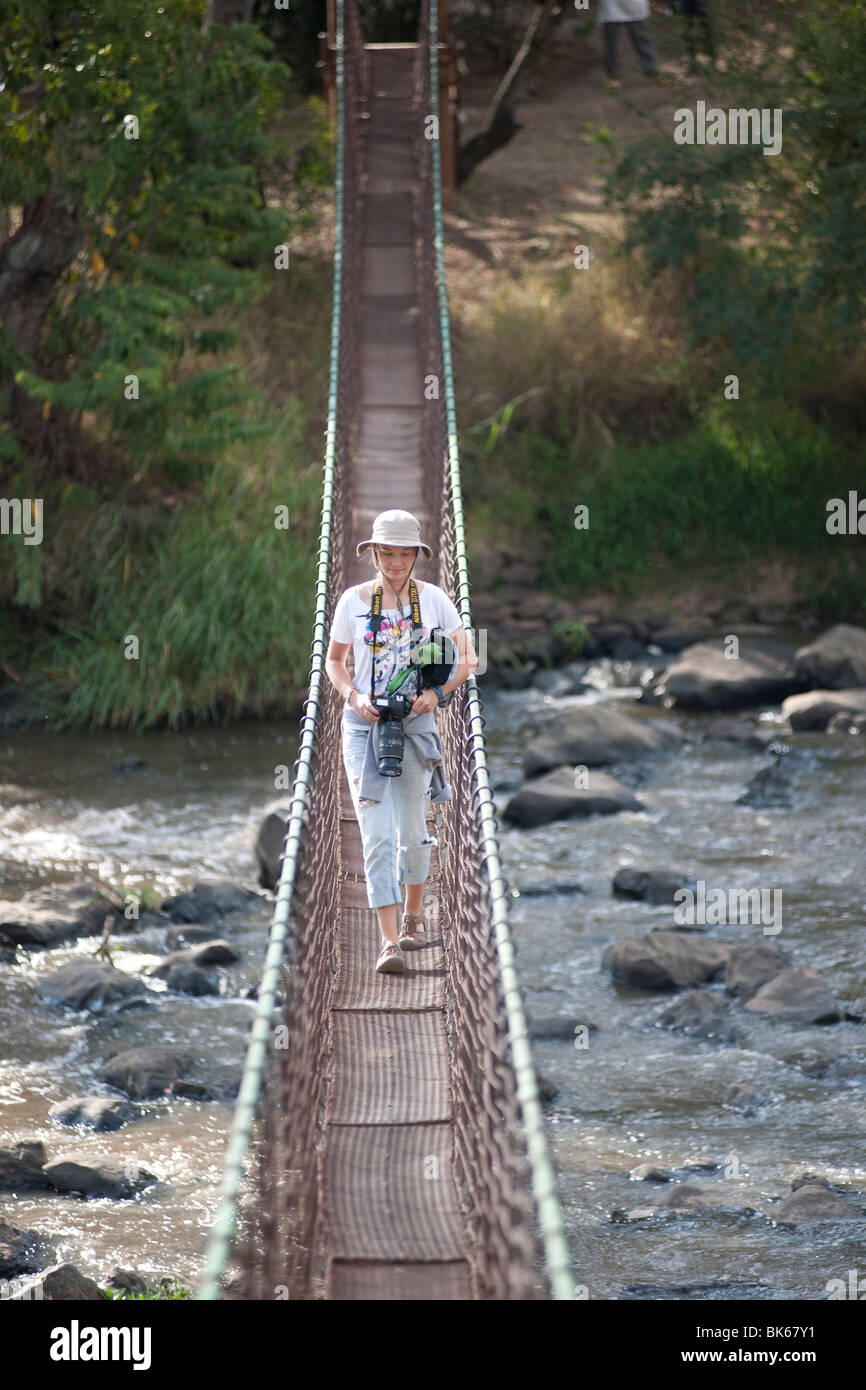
[[107, 1267, 157, 1296], [629, 1164, 676, 1183], [36, 960, 147, 1012], [164, 963, 219, 996], [737, 758, 794, 808], [0, 1219, 56, 1278], [827, 710, 864, 734], [43, 1153, 157, 1199], [148, 939, 239, 978], [722, 1082, 763, 1113], [0, 881, 122, 949], [523, 705, 681, 777], [0, 1140, 52, 1191], [612, 867, 694, 907], [503, 768, 644, 828], [795, 624, 866, 689], [255, 803, 290, 890], [654, 1183, 723, 1213], [48, 1096, 145, 1132], [652, 624, 712, 653], [725, 943, 791, 1000], [173, 1076, 240, 1102], [526, 1014, 596, 1040], [96, 1045, 194, 1099], [703, 717, 781, 750], [799, 1054, 866, 1083], [791, 1172, 833, 1192], [776, 1183, 861, 1224], [165, 923, 220, 950], [13, 1262, 103, 1301], [602, 931, 729, 990], [531, 668, 588, 698], [744, 966, 847, 1024], [656, 990, 737, 1042], [511, 879, 584, 898], [782, 688, 866, 731], [535, 1071, 559, 1103], [160, 879, 256, 924], [659, 640, 803, 710]]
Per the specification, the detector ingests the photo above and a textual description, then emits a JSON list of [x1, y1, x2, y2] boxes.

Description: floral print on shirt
[[364, 609, 430, 695]]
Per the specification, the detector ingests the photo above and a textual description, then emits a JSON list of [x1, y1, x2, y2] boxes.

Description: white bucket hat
[[355, 509, 433, 561]]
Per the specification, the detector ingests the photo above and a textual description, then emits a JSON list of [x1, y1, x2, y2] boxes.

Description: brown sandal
[[375, 940, 405, 974], [398, 911, 427, 951]]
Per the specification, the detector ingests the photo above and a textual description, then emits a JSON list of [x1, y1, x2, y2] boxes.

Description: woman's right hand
[[349, 690, 379, 721]]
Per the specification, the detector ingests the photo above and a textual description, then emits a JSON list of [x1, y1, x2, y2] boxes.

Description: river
[[1, 652, 864, 1297]]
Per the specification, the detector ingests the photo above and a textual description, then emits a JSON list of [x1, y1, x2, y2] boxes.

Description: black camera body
[[372, 690, 415, 776]]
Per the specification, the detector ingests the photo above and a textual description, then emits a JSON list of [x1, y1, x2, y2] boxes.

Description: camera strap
[[369, 575, 423, 701]]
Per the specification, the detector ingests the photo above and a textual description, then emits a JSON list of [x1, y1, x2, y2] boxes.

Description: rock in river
[[782, 688, 866, 731], [602, 931, 729, 990], [37, 961, 147, 1012], [776, 1182, 862, 1224], [503, 768, 644, 827], [43, 1153, 157, 1199], [13, 1262, 102, 1301], [724, 943, 791, 1000], [0, 1218, 57, 1278], [0, 881, 123, 949], [0, 1140, 52, 1192], [255, 801, 291, 890], [795, 624, 866, 689], [612, 866, 695, 907], [658, 640, 804, 710], [656, 990, 737, 1043], [160, 879, 256, 924], [522, 704, 681, 778], [49, 1096, 145, 1132], [161, 962, 220, 996], [96, 1045, 194, 1099], [744, 966, 850, 1025], [149, 939, 239, 977]]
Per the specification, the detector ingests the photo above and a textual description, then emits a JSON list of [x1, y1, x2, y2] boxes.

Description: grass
[[456, 256, 866, 617], [1, 247, 332, 730]]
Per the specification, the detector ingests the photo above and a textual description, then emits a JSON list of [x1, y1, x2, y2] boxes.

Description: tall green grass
[[462, 398, 865, 611], [32, 402, 322, 730]]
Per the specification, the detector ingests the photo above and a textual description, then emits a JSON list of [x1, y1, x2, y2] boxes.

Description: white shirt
[[598, 0, 650, 21], [330, 581, 462, 697]]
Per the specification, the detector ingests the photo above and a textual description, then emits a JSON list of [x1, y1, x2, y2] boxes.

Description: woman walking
[[326, 510, 478, 975]]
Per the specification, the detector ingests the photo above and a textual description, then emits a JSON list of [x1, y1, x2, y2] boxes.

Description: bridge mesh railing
[[197, 0, 573, 1302]]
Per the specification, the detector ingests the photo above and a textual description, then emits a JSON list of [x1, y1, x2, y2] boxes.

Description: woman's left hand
[[410, 689, 440, 715]]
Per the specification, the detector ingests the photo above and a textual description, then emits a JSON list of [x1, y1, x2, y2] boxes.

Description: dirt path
[[445, 7, 724, 293]]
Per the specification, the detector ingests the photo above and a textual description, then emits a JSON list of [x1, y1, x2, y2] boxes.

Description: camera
[[372, 689, 415, 776]]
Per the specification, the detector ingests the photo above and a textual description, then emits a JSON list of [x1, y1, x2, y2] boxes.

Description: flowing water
[[0, 658, 864, 1298]]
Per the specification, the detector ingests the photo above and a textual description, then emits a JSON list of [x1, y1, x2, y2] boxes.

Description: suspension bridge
[[197, 0, 574, 1301]]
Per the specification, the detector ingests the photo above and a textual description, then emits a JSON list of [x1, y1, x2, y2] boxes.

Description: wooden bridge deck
[[322, 46, 471, 1300]]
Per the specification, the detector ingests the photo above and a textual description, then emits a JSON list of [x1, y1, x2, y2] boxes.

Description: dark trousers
[[673, 0, 716, 61], [603, 20, 659, 78]]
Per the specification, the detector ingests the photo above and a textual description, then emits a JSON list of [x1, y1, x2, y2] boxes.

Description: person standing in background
[[672, 0, 717, 72], [598, 0, 665, 88]]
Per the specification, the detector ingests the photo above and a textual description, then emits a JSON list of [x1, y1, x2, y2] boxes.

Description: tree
[[0, 0, 298, 482]]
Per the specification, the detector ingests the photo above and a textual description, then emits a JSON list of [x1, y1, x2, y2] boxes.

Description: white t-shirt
[[598, 0, 650, 22], [330, 580, 462, 697]]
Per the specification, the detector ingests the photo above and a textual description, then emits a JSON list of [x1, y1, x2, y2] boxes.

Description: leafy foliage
[[1, 0, 311, 481], [605, 0, 866, 386]]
